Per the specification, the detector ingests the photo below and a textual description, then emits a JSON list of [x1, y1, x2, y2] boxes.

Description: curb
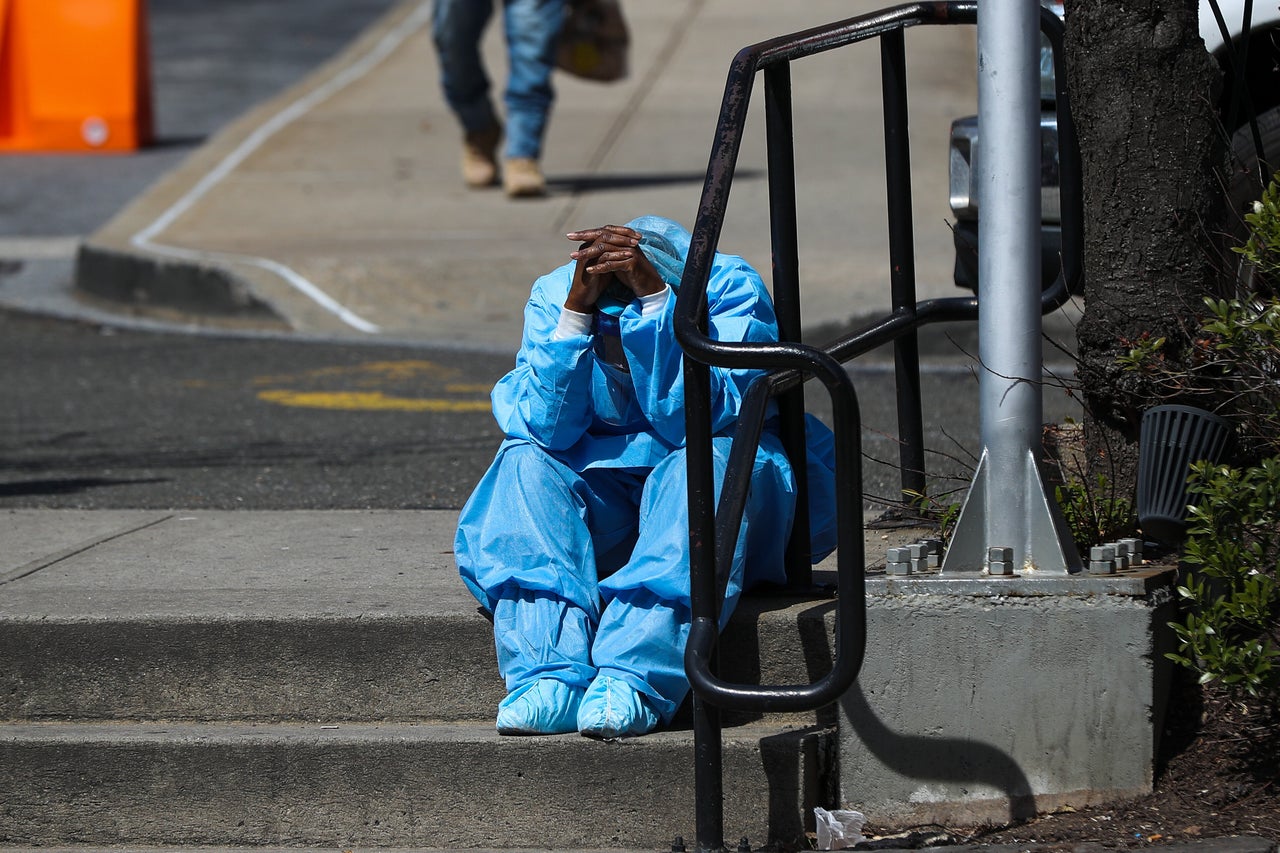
[[68, 0, 431, 336], [75, 242, 286, 323]]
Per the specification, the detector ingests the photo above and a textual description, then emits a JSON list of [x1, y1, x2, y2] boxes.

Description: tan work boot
[[461, 125, 501, 188], [503, 157, 546, 198]]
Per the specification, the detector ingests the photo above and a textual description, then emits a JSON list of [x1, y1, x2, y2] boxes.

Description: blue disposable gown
[[455, 215, 836, 723]]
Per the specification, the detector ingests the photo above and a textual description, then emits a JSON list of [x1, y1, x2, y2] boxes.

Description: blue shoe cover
[[496, 678, 584, 735], [576, 675, 660, 739]]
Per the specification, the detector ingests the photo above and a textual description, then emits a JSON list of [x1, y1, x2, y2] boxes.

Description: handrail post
[[882, 28, 926, 502], [764, 60, 814, 587], [684, 304, 725, 853], [692, 692, 725, 853]]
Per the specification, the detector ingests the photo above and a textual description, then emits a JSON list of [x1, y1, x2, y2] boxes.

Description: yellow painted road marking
[[257, 390, 491, 413], [250, 359, 462, 387], [186, 360, 481, 391]]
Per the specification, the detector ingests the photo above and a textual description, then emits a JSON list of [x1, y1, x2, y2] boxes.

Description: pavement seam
[[126, 1, 434, 336], [0, 513, 173, 586]]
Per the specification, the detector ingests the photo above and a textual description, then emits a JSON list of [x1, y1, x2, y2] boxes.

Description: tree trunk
[[1064, 0, 1224, 494]]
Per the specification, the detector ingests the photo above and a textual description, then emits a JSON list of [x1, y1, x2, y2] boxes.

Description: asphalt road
[[0, 311, 1084, 512], [0, 312, 509, 510]]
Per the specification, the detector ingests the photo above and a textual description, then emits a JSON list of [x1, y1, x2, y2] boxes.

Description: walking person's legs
[[498, 0, 566, 196], [432, 0, 503, 186]]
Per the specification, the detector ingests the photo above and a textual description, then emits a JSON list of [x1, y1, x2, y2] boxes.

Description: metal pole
[[941, 0, 1081, 575]]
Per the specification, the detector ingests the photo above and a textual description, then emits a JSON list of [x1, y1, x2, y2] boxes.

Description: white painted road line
[[129, 1, 436, 335]]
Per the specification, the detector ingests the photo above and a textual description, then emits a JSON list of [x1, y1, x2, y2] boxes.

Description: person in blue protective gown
[[455, 215, 836, 738]]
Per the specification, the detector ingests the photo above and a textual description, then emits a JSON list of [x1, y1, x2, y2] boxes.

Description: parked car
[[948, 0, 1280, 292]]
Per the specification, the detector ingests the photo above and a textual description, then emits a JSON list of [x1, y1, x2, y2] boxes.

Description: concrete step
[[0, 719, 833, 850], [0, 510, 932, 849], [1, 611, 499, 723], [0, 596, 841, 725], [0, 849, 691, 853], [2, 510, 920, 725]]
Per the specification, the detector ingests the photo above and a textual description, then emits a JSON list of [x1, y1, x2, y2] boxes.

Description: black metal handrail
[[674, 3, 1082, 850]]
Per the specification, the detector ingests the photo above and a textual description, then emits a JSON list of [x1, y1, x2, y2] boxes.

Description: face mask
[[592, 301, 629, 373], [592, 312, 627, 373]]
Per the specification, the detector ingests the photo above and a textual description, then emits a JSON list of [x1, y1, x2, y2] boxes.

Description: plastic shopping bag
[[814, 807, 867, 850], [557, 0, 629, 82]]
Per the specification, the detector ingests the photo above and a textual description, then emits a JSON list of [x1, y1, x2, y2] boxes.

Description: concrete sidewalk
[[0, 509, 468, 619], [2, 510, 1275, 852], [73, 0, 981, 351], [0, 507, 916, 849]]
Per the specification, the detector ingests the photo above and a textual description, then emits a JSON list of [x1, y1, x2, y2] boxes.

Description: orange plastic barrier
[[0, 0, 153, 152]]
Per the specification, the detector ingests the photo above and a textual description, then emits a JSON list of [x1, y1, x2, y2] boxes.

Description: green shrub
[[1120, 171, 1280, 460], [1234, 170, 1280, 281], [1054, 474, 1135, 555], [902, 488, 961, 541], [1122, 170, 1280, 705], [1118, 295, 1280, 459], [1166, 458, 1280, 700]]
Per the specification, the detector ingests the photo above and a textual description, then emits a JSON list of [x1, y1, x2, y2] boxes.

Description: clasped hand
[[563, 225, 666, 315]]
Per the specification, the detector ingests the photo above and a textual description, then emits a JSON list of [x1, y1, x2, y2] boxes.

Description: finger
[[595, 228, 640, 246], [567, 227, 639, 247], [569, 241, 610, 260], [585, 259, 628, 274], [594, 249, 636, 263], [572, 239, 638, 263], [584, 251, 638, 273], [599, 225, 642, 240], [568, 224, 631, 235], [613, 252, 666, 297]]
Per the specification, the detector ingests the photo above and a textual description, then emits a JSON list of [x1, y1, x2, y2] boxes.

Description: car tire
[[1227, 104, 1280, 231], [1224, 105, 1280, 291]]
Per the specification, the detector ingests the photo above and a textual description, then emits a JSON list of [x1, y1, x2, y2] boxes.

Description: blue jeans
[[432, 0, 566, 160]]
